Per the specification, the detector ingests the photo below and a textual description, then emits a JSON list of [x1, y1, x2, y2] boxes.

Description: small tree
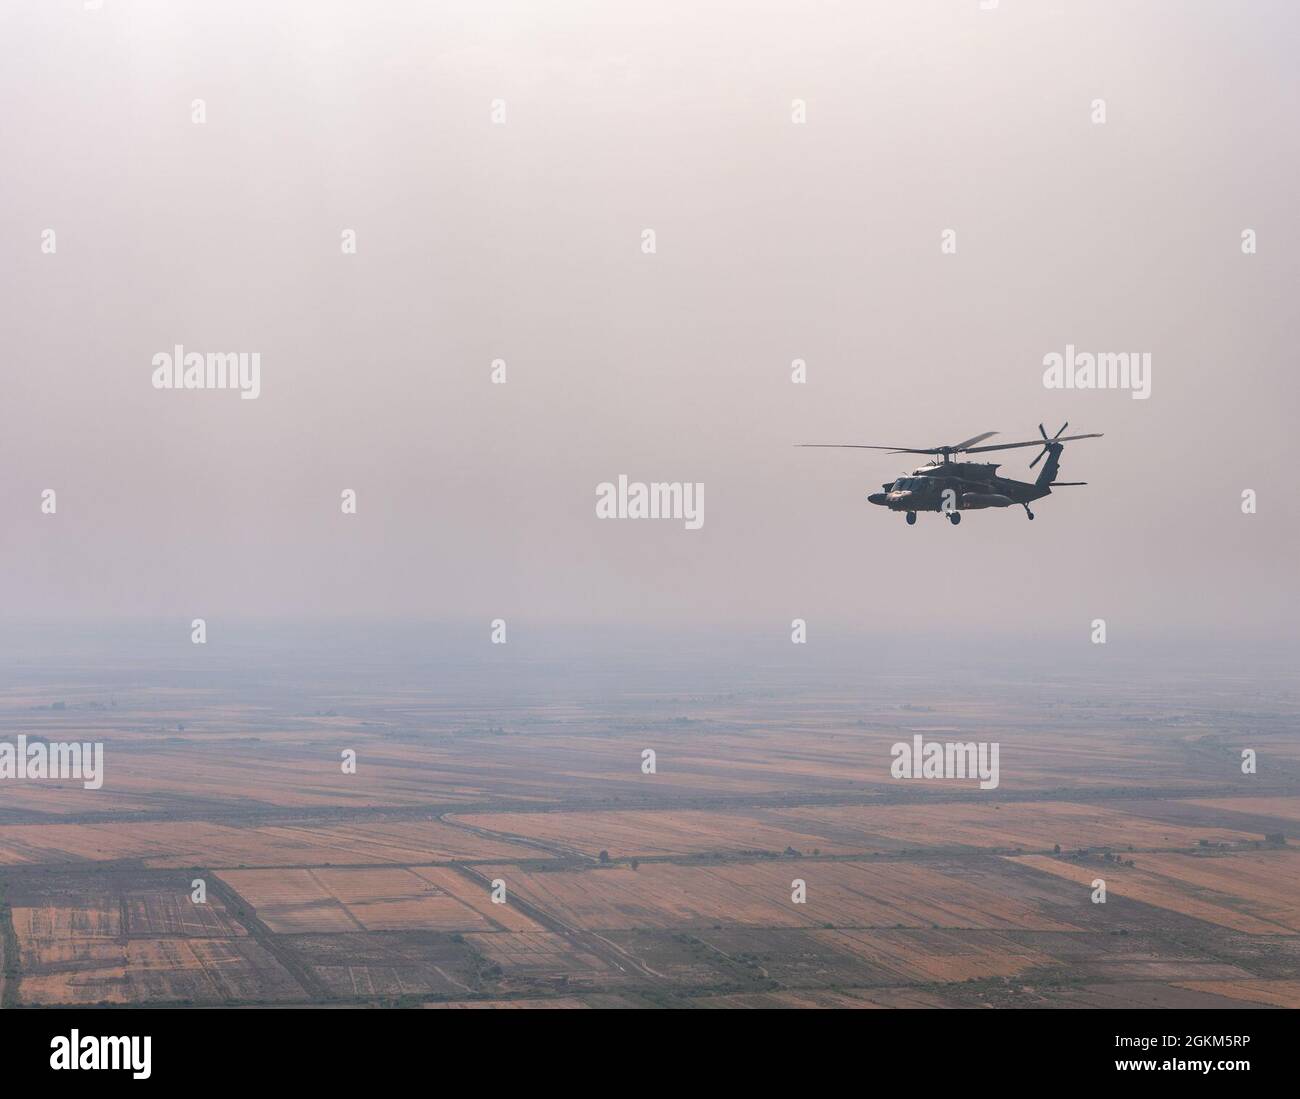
[[598, 850, 610, 864]]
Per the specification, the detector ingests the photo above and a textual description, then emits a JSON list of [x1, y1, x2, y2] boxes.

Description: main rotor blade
[[963, 432, 1103, 454], [951, 431, 999, 450], [798, 430, 1000, 455], [796, 444, 935, 452], [799, 431, 1102, 456]]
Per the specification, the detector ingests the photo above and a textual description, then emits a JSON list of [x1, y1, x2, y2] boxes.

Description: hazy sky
[[1, 1, 1296, 640]]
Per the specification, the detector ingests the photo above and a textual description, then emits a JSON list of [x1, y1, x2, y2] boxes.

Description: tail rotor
[[1029, 421, 1069, 469]]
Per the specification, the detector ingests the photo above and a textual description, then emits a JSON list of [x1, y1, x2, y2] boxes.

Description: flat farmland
[[0, 818, 541, 868], [1185, 797, 1300, 824], [124, 886, 247, 936], [10, 883, 243, 951], [2, 642, 1296, 1008], [424, 997, 600, 1009], [767, 802, 1257, 853], [11, 897, 120, 969], [450, 801, 1256, 860], [282, 932, 480, 999], [1173, 979, 1300, 1008], [484, 721, 1225, 798], [465, 931, 624, 987], [17, 936, 302, 1005], [813, 928, 1056, 982], [985, 982, 1269, 1009], [5, 873, 303, 1005], [478, 860, 1078, 932], [1010, 850, 1300, 934], [0, 732, 494, 817], [217, 866, 542, 933], [693, 987, 954, 1008], [1, 695, 1234, 822], [666, 925, 1050, 990], [408, 867, 542, 931], [448, 808, 865, 858]]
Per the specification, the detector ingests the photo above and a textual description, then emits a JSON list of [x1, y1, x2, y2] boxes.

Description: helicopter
[[799, 422, 1102, 525]]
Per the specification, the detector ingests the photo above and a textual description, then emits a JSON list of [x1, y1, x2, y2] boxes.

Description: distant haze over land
[[2, 1, 1296, 641]]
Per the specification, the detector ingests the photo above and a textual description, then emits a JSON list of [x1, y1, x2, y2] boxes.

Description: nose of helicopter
[[867, 492, 888, 506]]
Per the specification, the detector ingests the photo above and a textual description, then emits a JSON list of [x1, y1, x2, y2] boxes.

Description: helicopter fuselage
[[799, 422, 1098, 525], [866, 455, 1057, 517]]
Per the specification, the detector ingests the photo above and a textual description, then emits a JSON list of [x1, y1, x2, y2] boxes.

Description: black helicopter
[[800, 422, 1102, 525]]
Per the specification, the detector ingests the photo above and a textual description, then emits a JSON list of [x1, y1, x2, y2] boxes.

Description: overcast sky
[[1, 1, 1296, 642]]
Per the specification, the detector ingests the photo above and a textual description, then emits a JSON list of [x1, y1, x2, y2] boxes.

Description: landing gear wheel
[[948, 512, 961, 525], [905, 512, 917, 525], [1026, 509, 1035, 520]]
